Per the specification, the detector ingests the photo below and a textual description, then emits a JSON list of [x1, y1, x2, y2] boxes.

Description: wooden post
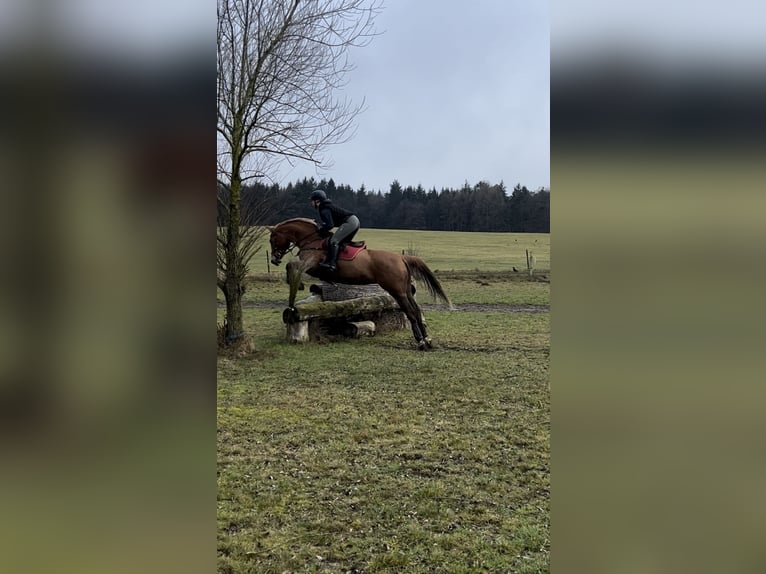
[[346, 321, 376, 337], [285, 319, 309, 343], [526, 249, 535, 276]]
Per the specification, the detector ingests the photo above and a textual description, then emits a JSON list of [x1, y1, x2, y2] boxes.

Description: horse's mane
[[276, 217, 318, 228]]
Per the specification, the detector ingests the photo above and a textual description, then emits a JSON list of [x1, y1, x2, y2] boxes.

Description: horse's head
[[267, 219, 321, 266], [268, 226, 291, 266]]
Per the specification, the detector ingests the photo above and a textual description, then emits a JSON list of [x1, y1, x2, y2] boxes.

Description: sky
[[275, 0, 550, 193], [0, 0, 546, 194], [6, 0, 765, 196]]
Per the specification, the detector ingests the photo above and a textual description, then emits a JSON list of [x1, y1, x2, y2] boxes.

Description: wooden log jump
[[283, 283, 408, 343]]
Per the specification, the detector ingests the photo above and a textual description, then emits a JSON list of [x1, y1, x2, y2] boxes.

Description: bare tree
[[216, 183, 278, 348], [217, 0, 381, 347]]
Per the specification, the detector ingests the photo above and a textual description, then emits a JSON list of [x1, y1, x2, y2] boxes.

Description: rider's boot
[[319, 242, 339, 272]]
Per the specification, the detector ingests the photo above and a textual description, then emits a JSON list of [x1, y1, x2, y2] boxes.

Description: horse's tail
[[403, 256, 454, 310]]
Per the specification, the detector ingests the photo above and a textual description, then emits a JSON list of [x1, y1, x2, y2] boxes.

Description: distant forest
[[226, 177, 549, 233]]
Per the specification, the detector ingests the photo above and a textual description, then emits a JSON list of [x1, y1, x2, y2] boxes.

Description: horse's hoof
[[417, 340, 428, 351]]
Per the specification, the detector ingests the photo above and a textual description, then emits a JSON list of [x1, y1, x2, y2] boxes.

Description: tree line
[[225, 178, 550, 233]]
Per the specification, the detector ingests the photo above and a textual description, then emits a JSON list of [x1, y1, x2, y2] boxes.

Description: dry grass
[[218, 259, 550, 573]]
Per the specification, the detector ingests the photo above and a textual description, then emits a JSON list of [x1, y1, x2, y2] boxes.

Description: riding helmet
[[309, 189, 327, 202]]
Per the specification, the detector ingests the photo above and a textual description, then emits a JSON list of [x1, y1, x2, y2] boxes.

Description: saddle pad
[[339, 243, 367, 261], [320, 239, 367, 260]]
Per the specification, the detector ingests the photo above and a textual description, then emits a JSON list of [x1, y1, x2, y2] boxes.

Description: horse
[[267, 218, 452, 350]]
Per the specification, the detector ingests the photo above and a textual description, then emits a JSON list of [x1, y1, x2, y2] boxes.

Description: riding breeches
[[330, 215, 360, 246]]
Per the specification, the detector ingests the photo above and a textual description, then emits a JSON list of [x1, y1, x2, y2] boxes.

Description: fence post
[[526, 249, 536, 277]]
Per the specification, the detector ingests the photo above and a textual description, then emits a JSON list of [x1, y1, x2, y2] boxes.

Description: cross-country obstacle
[[283, 283, 408, 343]]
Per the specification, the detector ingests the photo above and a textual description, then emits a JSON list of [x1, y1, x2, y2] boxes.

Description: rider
[[309, 189, 360, 272]]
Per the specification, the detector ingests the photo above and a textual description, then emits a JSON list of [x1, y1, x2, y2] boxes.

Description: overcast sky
[[276, 0, 550, 193], [16, 0, 549, 194]]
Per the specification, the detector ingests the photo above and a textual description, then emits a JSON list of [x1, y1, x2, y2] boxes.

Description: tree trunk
[[282, 294, 398, 323], [224, 175, 243, 343], [224, 281, 243, 342], [313, 283, 389, 301]]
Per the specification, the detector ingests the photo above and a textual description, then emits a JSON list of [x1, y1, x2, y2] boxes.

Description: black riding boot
[[320, 242, 339, 272]]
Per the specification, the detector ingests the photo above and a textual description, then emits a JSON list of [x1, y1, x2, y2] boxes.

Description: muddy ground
[[220, 300, 548, 313]]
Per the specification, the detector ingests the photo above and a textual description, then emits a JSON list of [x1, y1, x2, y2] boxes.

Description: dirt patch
[[422, 303, 549, 313], [221, 300, 549, 314]]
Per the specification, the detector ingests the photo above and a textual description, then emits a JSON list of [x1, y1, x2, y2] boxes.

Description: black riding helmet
[[309, 189, 327, 202]]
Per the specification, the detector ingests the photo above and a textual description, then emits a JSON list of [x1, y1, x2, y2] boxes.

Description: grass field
[[250, 228, 550, 274], [218, 230, 550, 573]]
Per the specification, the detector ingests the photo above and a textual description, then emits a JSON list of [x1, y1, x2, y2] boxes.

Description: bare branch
[[218, 0, 382, 179], [217, 0, 381, 342]]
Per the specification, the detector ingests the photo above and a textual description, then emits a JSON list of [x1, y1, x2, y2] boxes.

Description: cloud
[[277, 0, 549, 192]]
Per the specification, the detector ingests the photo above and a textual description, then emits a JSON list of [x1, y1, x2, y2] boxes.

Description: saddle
[[321, 239, 366, 261]]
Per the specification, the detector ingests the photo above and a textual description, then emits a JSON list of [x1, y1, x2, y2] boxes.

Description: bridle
[[270, 225, 324, 263]]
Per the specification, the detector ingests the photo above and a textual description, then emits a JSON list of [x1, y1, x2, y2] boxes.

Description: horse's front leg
[[286, 260, 308, 308], [287, 256, 323, 307]]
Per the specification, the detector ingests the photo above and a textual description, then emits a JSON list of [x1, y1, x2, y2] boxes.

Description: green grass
[[219, 232, 550, 573], [253, 228, 550, 274], [228, 275, 549, 309]]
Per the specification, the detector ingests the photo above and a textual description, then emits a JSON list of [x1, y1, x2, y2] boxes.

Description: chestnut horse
[[268, 218, 452, 349]]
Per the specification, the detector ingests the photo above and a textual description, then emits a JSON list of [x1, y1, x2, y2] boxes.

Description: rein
[[272, 224, 324, 257]]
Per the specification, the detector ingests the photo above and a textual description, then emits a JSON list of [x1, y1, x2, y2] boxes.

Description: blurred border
[[0, 2, 216, 573], [552, 2, 766, 573]]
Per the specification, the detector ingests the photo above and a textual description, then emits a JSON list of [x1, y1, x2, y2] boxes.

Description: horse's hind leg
[[392, 292, 428, 349], [408, 292, 432, 349]]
